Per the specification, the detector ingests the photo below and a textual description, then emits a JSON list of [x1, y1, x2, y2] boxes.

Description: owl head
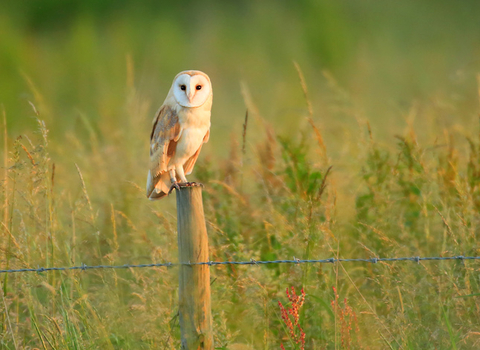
[[171, 70, 212, 108]]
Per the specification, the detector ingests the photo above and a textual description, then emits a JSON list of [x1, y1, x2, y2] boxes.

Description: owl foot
[[169, 182, 203, 195], [180, 182, 204, 188], [168, 182, 181, 195]]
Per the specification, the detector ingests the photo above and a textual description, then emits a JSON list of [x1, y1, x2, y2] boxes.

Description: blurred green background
[[2, 0, 480, 147]]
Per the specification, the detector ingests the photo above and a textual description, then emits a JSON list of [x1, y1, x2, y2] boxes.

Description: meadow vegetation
[[1, 1, 480, 349]]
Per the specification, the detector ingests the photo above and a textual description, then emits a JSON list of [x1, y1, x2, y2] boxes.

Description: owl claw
[[168, 182, 204, 195], [183, 182, 204, 188], [168, 182, 181, 195]]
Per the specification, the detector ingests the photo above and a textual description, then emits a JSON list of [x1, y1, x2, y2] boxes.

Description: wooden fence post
[[176, 185, 213, 349]]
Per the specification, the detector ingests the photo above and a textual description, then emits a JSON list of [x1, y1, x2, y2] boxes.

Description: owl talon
[[168, 182, 181, 195], [185, 182, 203, 188], [174, 182, 204, 189]]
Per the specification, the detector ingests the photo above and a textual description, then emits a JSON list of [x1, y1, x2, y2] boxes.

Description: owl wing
[[147, 105, 182, 196], [183, 129, 209, 175]]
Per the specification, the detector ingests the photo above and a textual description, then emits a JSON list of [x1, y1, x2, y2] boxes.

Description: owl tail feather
[[146, 171, 170, 200]]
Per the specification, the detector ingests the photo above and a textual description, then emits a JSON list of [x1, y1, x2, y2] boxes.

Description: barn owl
[[146, 70, 212, 200]]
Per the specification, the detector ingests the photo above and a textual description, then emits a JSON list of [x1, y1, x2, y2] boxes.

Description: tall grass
[[1, 72, 480, 348]]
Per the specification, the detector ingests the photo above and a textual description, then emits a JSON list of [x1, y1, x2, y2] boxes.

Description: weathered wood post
[[176, 185, 213, 349]]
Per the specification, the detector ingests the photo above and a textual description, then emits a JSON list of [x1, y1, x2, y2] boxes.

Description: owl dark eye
[[180, 85, 186, 91], [196, 85, 202, 90]]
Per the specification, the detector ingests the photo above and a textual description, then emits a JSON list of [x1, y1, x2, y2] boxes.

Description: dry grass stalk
[[293, 62, 327, 162]]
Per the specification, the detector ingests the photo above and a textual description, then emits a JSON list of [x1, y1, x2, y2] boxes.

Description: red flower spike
[[278, 286, 306, 350], [331, 286, 362, 349]]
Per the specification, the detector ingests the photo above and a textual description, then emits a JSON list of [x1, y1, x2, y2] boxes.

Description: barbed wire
[[0, 255, 478, 275]]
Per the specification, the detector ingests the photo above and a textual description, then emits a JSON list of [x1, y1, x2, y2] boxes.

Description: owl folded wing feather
[[183, 129, 209, 175], [147, 105, 182, 197]]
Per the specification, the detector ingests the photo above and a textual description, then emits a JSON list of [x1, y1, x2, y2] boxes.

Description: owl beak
[[187, 91, 195, 102]]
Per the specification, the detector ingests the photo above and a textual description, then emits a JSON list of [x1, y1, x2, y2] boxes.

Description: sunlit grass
[[1, 72, 480, 348]]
